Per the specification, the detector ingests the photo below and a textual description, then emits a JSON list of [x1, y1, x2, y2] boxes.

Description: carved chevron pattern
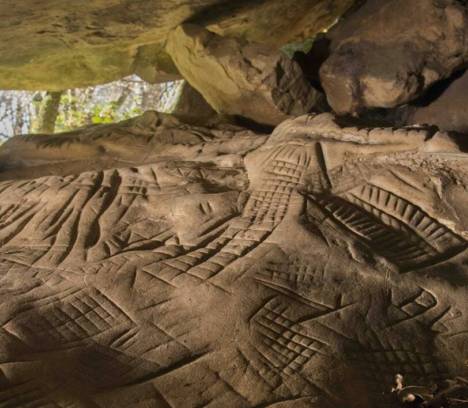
[[144, 144, 315, 286], [251, 298, 327, 376], [348, 326, 450, 384], [315, 183, 466, 271], [0, 119, 467, 408], [4, 287, 134, 350]]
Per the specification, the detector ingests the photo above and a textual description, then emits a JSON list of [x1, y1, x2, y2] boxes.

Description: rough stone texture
[[167, 25, 325, 126], [170, 81, 218, 125], [132, 44, 182, 85], [0, 111, 265, 180], [404, 69, 468, 135], [0, 113, 466, 407], [0, 0, 356, 90], [320, 0, 468, 115]]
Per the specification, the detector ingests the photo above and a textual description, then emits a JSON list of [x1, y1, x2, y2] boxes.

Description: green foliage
[[90, 102, 143, 125], [54, 91, 143, 132], [0, 76, 183, 138]]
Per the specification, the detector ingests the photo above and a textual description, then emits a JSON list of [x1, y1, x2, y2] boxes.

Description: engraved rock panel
[[0, 113, 466, 407]]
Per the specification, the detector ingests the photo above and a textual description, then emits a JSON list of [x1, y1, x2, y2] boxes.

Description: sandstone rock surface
[[170, 81, 218, 125], [0, 111, 265, 181], [405, 70, 468, 135], [0, 113, 466, 407], [0, 0, 356, 90], [167, 25, 325, 126], [320, 0, 468, 115]]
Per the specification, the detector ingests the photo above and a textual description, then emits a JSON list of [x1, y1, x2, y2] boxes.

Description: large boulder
[[320, 0, 468, 115], [0, 111, 266, 180], [405, 70, 468, 134], [167, 24, 325, 126], [170, 81, 218, 125], [0, 0, 356, 90]]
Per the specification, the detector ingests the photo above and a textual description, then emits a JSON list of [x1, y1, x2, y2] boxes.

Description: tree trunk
[[114, 84, 131, 112], [14, 97, 25, 135], [36, 91, 63, 134]]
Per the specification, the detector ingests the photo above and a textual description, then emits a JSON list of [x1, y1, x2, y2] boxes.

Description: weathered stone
[[320, 0, 468, 115], [0, 112, 466, 407], [132, 44, 182, 84], [167, 24, 325, 126], [0, 111, 265, 180], [0, 0, 356, 90], [170, 81, 218, 125], [404, 69, 468, 134]]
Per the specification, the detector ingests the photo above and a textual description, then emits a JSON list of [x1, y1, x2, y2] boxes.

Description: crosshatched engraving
[[0, 113, 466, 407]]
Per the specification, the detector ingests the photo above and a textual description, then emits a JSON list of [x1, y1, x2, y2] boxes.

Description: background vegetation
[[0, 77, 183, 140]]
